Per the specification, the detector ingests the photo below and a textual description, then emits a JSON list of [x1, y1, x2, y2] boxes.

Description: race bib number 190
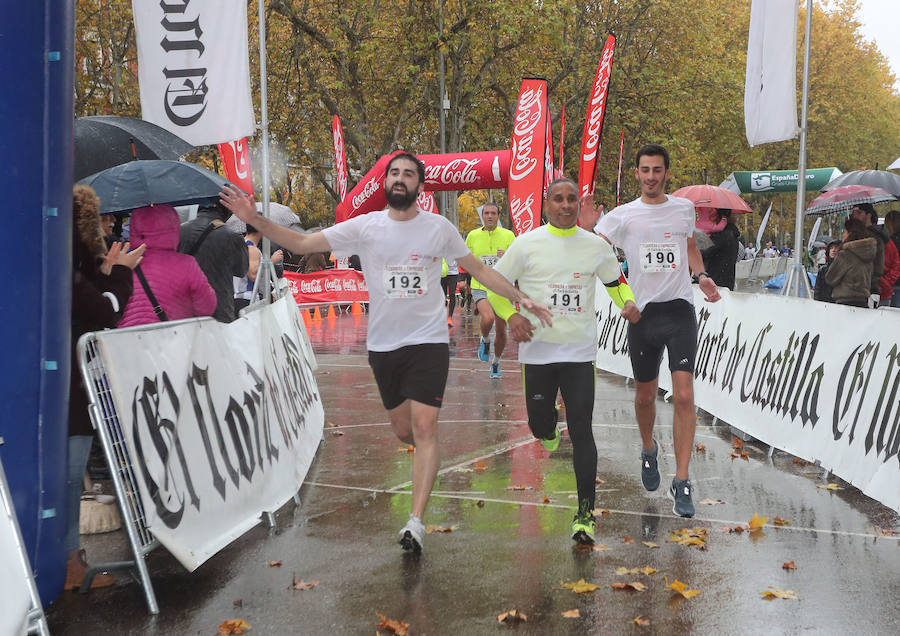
[[639, 242, 680, 272], [383, 266, 427, 298]]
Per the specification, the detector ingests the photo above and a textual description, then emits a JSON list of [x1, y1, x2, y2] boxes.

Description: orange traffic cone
[[302, 308, 312, 327], [350, 301, 363, 315], [312, 305, 323, 321], [326, 304, 337, 323]]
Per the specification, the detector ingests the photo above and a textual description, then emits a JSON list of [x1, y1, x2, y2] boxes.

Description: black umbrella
[[822, 170, 900, 197], [74, 115, 194, 181], [78, 160, 244, 215]]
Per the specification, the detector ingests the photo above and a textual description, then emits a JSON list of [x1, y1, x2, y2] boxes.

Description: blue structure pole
[[0, 2, 75, 603]]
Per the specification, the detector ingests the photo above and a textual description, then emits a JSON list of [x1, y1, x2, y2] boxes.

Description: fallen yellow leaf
[[542, 495, 551, 504], [699, 498, 725, 505], [561, 609, 580, 619], [615, 566, 658, 576], [668, 527, 709, 549], [874, 526, 899, 536], [266, 560, 282, 567], [611, 581, 647, 591], [496, 609, 527, 624], [665, 577, 702, 599], [474, 461, 487, 472], [288, 574, 320, 591], [591, 508, 611, 516], [749, 513, 769, 530], [695, 443, 706, 452], [561, 578, 600, 593], [761, 587, 798, 600], [623, 536, 635, 543], [633, 615, 650, 626], [425, 524, 458, 534], [817, 483, 842, 491], [376, 612, 410, 634], [506, 484, 534, 491], [642, 541, 659, 549], [782, 560, 798, 570], [732, 436, 744, 450], [218, 619, 251, 635], [773, 517, 791, 526]]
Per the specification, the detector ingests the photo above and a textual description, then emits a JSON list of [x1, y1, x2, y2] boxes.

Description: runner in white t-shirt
[[582, 144, 720, 518], [220, 153, 552, 552]]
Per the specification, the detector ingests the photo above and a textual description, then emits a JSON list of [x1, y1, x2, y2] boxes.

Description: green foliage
[[75, 0, 900, 240]]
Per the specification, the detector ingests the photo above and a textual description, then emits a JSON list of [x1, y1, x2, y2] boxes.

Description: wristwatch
[[692, 272, 710, 284]]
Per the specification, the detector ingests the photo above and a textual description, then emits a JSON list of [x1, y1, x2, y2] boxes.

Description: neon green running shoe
[[541, 427, 560, 452], [571, 511, 596, 545]]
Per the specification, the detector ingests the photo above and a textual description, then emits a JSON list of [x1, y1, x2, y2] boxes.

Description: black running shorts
[[626, 299, 698, 383], [368, 343, 450, 410]]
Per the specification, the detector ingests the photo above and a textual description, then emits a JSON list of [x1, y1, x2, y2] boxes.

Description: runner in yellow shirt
[[465, 203, 516, 377]]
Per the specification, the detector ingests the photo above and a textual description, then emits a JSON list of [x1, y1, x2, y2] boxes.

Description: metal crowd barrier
[[0, 438, 50, 636], [77, 332, 160, 614]]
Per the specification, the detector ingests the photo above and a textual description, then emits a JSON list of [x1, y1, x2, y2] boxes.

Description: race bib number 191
[[639, 242, 680, 272], [544, 282, 584, 315], [383, 266, 427, 298]]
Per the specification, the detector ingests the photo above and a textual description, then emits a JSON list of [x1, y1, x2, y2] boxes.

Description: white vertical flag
[[807, 217, 822, 252], [757, 203, 773, 251], [132, 1, 256, 146], [744, 0, 800, 147]]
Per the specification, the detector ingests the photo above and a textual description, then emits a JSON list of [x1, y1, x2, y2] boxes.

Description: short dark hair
[[844, 217, 869, 242], [546, 177, 578, 198], [853, 202, 877, 224], [481, 201, 501, 214], [386, 152, 425, 185], [635, 144, 670, 170]]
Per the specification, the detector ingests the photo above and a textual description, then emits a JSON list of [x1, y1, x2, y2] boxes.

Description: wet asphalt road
[[47, 306, 900, 635]]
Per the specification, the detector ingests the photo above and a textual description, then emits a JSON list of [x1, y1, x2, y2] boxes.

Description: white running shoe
[[398, 515, 425, 553]]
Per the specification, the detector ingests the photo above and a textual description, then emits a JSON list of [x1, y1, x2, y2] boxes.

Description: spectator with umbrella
[[813, 239, 841, 303], [825, 218, 877, 308], [118, 204, 217, 327]]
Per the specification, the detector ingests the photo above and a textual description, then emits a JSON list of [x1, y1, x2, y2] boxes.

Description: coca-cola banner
[[417, 191, 438, 215], [544, 114, 554, 191], [335, 154, 392, 223], [132, 0, 255, 146], [508, 78, 549, 235], [578, 34, 616, 199], [284, 269, 369, 305], [217, 137, 254, 195], [336, 150, 511, 221], [332, 115, 348, 203]]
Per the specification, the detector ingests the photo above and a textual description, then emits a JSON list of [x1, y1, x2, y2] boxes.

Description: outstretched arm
[[457, 253, 553, 327], [219, 185, 331, 255]]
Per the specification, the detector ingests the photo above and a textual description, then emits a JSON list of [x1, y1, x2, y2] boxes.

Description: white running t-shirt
[[594, 195, 696, 311], [323, 209, 470, 352]]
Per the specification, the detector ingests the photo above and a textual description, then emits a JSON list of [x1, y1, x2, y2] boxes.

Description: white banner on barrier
[[96, 297, 324, 571], [596, 286, 900, 514], [0, 467, 31, 636]]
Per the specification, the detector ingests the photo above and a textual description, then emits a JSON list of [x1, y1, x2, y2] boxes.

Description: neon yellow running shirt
[[465, 226, 516, 291]]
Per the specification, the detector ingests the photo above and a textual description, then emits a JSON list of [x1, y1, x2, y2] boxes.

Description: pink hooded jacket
[[118, 205, 217, 327]]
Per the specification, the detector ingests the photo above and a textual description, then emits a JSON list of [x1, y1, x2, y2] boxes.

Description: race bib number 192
[[639, 242, 680, 272], [383, 266, 427, 298]]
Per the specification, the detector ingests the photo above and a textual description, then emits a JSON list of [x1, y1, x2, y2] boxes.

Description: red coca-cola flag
[[217, 137, 254, 195], [417, 191, 438, 214], [558, 104, 566, 174], [508, 78, 548, 235], [337, 150, 511, 220], [544, 113, 554, 192], [578, 34, 616, 200], [332, 115, 348, 203]]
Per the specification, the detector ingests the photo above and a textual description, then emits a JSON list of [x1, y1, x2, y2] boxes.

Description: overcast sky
[[853, 0, 899, 91]]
